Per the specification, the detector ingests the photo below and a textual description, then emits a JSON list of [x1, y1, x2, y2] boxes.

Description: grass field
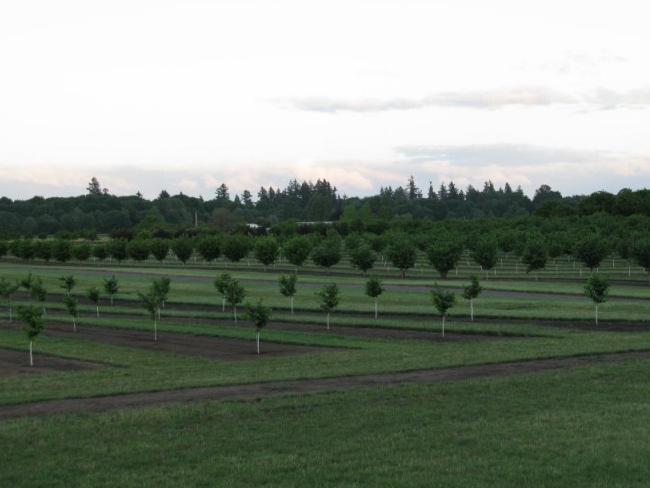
[[1, 254, 649, 487]]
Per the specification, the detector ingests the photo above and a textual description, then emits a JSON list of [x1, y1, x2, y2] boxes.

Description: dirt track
[[2, 350, 650, 421], [0, 349, 104, 379]]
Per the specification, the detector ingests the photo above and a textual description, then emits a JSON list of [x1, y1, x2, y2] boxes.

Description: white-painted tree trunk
[[375, 299, 378, 319], [290, 297, 294, 314], [29, 340, 33, 366], [470, 300, 474, 321], [327, 312, 330, 330], [595, 304, 599, 325], [154, 318, 157, 341], [96, 306, 99, 317], [9, 307, 12, 322], [222, 297, 226, 312], [234, 307, 237, 322], [442, 315, 445, 338], [73, 317, 76, 332], [110, 295, 114, 306], [256, 332, 260, 354]]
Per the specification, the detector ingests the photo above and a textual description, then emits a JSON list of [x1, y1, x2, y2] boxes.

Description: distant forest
[[1, 176, 650, 239]]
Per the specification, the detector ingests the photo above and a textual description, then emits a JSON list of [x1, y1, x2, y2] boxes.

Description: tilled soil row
[[2, 350, 650, 421]]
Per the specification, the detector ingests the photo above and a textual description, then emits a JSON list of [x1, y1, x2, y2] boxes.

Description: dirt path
[[2, 350, 650, 421], [0, 349, 104, 379]]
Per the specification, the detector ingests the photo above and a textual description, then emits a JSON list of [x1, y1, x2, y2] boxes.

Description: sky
[[1, 0, 649, 202]]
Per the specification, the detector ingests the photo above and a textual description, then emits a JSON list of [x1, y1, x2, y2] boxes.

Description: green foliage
[[254, 236, 279, 268], [72, 242, 92, 261], [522, 239, 548, 275], [149, 239, 171, 263], [574, 234, 609, 270], [138, 289, 158, 321], [86, 286, 101, 305], [63, 294, 78, 318], [33, 240, 53, 262], [171, 237, 194, 264], [52, 239, 73, 263], [462, 275, 483, 301], [350, 244, 376, 275], [317, 283, 340, 313], [430, 284, 456, 316], [364, 276, 384, 299], [152, 277, 172, 306], [196, 236, 221, 263], [223, 235, 252, 264], [59, 274, 76, 295], [28, 277, 47, 304], [16, 305, 44, 341], [102, 276, 120, 305], [471, 238, 498, 271], [127, 239, 151, 262], [107, 239, 128, 263], [245, 299, 272, 331], [426, 238, 463, 278], [585, 273, 610, 304], [282, 235, 313, 268], [311, 236, 342, 273], [19, 272, 33, 291], [386, 237, 417, 278], [278, 274, 297, 298], [92, 243, 108, 261], [631, 238, 650, 274]]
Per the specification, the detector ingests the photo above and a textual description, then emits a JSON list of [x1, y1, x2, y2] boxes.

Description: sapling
[[63, 294, 79, 332], [86, 286, 101, 317], [461, 275, 483, 321], [138, 288, 159, 341], [585, 273, 609, 325], [20, 272, 34, 292], [224, 280, 246, 322], [214, 273, 234, 312], [245, 299, 272, 354], [29, 277, 47, 315], [17, 305, 44, 366], [103, 275, 119, 306], [430, 284, 456, 337], [152, 276, 171, 319], [365, 276, 384, 319], [278, 274, 298, 313], [59, 274, 76, 296], [0, 277, 20, 321], [317, 283, 340, 330]]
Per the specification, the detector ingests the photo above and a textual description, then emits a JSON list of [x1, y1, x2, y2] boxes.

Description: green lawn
[[3, 358, 650, 487]]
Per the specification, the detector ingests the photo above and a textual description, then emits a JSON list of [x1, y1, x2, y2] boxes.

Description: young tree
[[86, 286, 101, 317], [386, 238, 417, 278], [103, 275, 120, 306], [585, 273, 609, 325], [461, 275, 483, 321], [471, 238, 498, 279], [574, 234, 609, 271], [426, 239, 463, 279], [254, 236, 280, 270], [63, 294, 79, 332], [29, 277, 47, 314], [365, 276, 384, 319], [278, 274, 298, 313], [138, 288, 159, 341], [127, 239, 151, 263], [73, 242, 92, 262], [196, 236, 221, 264], [522, 239, 548, 280], [311, 238, 342, 274], [245, 299, 272, 354], [150, 239, 171, 264], [107, 239, 128, 263], [225, 279, 246, 322], [20, 272, 34, 292], [52, 239, 73, 263], [92, 243, 108, 263], [350, 244, 376, 276], [171, 237, 194, 264], [214, 273, 234, 312], [59, 274, 76, 296], [430, 284, 456, 337], [317, 283, 340, 330], [282, 235, 313, 273], [152, 276, 171, 319], [223, 235, 252, 266], [17, 305, 44, 366], [631, 238, 650, 285], [0, 278, 19, 321]]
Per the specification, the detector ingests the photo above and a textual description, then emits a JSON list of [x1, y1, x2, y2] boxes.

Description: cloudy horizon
[[1, 0, 649, 202]]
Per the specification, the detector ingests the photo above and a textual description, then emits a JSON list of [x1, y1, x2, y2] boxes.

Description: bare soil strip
[[0, 349, 104, 379], [2, 350, 650, 421]]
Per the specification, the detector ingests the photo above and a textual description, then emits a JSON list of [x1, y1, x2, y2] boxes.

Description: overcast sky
[[1, 0, 649, 201]]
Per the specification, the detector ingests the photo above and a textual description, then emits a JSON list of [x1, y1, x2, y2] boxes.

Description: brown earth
[[2, 350, 650, 421], [0, 348, 104, 379]]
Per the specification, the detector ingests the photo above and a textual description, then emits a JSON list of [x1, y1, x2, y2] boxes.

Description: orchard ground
[[1, 251, 650, 487]]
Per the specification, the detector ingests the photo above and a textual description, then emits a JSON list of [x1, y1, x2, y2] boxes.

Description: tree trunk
[[442, 315, 445, 338], [110, 295, 114, 306], [290, 297, 294, 314], [374, 299, 378, 319], [29, 340, 33, 366], [73, 317, 76, 332], [327, 312, 330, 330], [441, 270, 448, 279], [154, 318, 157, 341], [96, 306, 99, 317], [256, 332, 260, 354], [9, 307, 12, 322], [222, 297, 226, 312], [470, 300, 474, 321], [595, 304, 599, 325], [234, 306, 237, 322]]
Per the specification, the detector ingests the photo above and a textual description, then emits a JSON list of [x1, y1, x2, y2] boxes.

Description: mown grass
[[3, 359, 650, 487]]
